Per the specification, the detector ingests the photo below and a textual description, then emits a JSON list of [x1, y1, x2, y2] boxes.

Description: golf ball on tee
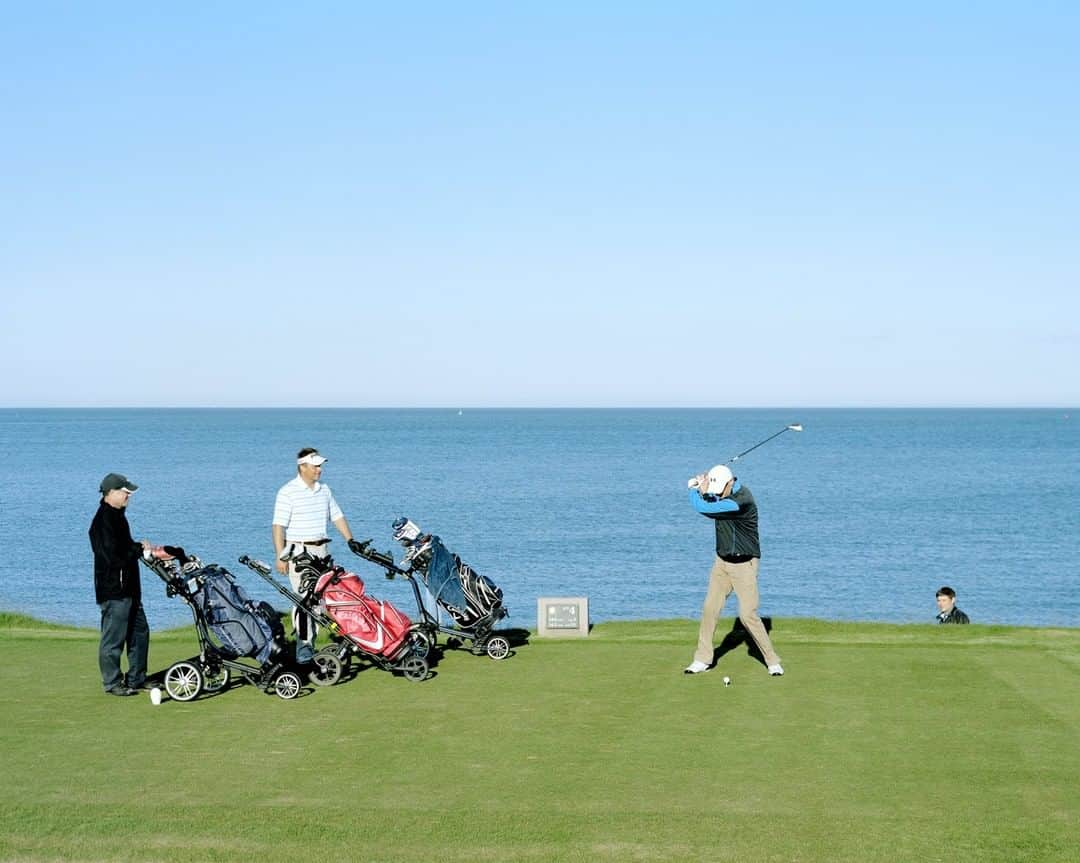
[[723, 676, 731, 686]]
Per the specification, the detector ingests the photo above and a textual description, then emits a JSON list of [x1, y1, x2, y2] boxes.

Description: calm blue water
[[1, 409, 1077, 629]]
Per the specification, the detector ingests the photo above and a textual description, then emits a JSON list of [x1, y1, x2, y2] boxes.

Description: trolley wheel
[[310, 651, 343, 687], [327, 640, 351, 669], [485, 635, 510, 660], [203, 666, 231, 693], [409, 629, 434, 659], [401, 655, 429, 682], [274, 671, 303, 699], [164, 661, 203, 702]]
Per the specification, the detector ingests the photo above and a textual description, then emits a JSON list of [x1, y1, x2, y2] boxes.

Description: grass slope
[[0, 616, 1076, 863]]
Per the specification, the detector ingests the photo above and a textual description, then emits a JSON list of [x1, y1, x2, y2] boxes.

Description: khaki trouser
[[694, 556, 781, 667]]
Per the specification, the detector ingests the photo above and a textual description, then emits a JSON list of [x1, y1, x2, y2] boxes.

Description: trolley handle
[[237, 555, 271, 576], [347, 538, 404, 575]]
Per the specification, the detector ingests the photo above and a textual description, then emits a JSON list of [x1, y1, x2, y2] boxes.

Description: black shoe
[[106, 686, 138, 697]]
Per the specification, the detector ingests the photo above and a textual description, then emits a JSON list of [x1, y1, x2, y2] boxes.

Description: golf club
[[727, 423, 803, 464]]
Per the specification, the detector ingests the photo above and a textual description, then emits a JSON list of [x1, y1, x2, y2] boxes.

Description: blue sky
[[2, 2, 1077, 407]]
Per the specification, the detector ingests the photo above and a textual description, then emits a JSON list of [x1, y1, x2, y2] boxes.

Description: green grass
[[1, 616, 1077, 862]]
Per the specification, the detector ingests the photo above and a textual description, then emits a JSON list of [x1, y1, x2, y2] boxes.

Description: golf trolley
[[140, 547, 305, 701], [239, 550, 430, 683], [347, 518, 510, 661]]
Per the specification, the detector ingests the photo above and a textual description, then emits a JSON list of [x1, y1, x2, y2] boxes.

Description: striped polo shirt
[[272, 476, 345, 541]]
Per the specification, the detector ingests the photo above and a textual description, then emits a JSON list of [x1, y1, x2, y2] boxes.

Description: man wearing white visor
[[272, 447, 356, 663]]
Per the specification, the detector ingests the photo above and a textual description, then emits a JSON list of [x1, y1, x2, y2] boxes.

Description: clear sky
[[2, 2, 1077, 407]]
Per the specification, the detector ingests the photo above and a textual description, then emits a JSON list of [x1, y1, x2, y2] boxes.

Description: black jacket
[[937, 607, 970, 624], [89, 501, 143, 603]]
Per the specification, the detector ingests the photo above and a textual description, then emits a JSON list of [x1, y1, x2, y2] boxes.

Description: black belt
[[720, 554, 754, 564], [292, 539, 329, 546]]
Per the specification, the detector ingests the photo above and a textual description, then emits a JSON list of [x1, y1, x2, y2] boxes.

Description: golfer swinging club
[[684, 463, 784, 677]]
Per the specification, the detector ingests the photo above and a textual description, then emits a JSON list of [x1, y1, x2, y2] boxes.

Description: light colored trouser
[[284, 541, 328, 644], [694, 556, 781, 667]]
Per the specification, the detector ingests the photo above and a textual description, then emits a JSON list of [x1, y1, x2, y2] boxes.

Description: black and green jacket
[[688, 482, 761, 559]]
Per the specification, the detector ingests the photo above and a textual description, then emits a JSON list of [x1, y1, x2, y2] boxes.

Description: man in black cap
[[88, 473, 152, 696]]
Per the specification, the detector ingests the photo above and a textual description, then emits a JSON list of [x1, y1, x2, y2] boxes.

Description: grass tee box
[[0, 613, 1077, 863], [536, 595, 589, 637]]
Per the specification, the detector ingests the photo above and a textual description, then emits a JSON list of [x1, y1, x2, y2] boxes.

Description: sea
[[1, 408, 1077, 630]]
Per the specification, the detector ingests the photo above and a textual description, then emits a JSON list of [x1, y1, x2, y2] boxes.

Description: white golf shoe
[[684, 660, 710, 674], [768, 664, 784, 676]]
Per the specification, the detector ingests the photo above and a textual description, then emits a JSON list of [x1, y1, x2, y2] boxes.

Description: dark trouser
[[98, 598, 149, 690]]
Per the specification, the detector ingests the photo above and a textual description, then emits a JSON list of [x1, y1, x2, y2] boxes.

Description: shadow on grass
[[148, 627, 532, 699], [499, 627, 531, 648], [711, 616, 773, 669], [443, 626, 529, 658]]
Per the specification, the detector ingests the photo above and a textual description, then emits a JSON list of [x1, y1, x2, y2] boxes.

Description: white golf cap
[[297, 453, 328, 466], [706, 464, 734, 495]]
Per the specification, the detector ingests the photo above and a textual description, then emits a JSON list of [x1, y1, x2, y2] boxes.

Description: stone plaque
[[537, 596, 589, 637]]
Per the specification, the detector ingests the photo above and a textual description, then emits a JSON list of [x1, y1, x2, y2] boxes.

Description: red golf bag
[[315, 570, 412, 659]]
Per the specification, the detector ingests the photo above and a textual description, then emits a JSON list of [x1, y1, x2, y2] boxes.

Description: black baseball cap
[[99, 473, 138, 494]]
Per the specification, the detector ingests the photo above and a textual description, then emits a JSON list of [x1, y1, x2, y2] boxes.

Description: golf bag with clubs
[[140, 546, 305, 701], [239, 550, 430, 682], [347, 518, 510, 659]]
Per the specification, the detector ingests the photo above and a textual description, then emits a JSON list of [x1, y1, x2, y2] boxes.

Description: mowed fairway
[[1, 614, 1077, 863]]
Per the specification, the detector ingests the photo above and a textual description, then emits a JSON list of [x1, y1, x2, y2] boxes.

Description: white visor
[[297, 454, 327, 466]]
